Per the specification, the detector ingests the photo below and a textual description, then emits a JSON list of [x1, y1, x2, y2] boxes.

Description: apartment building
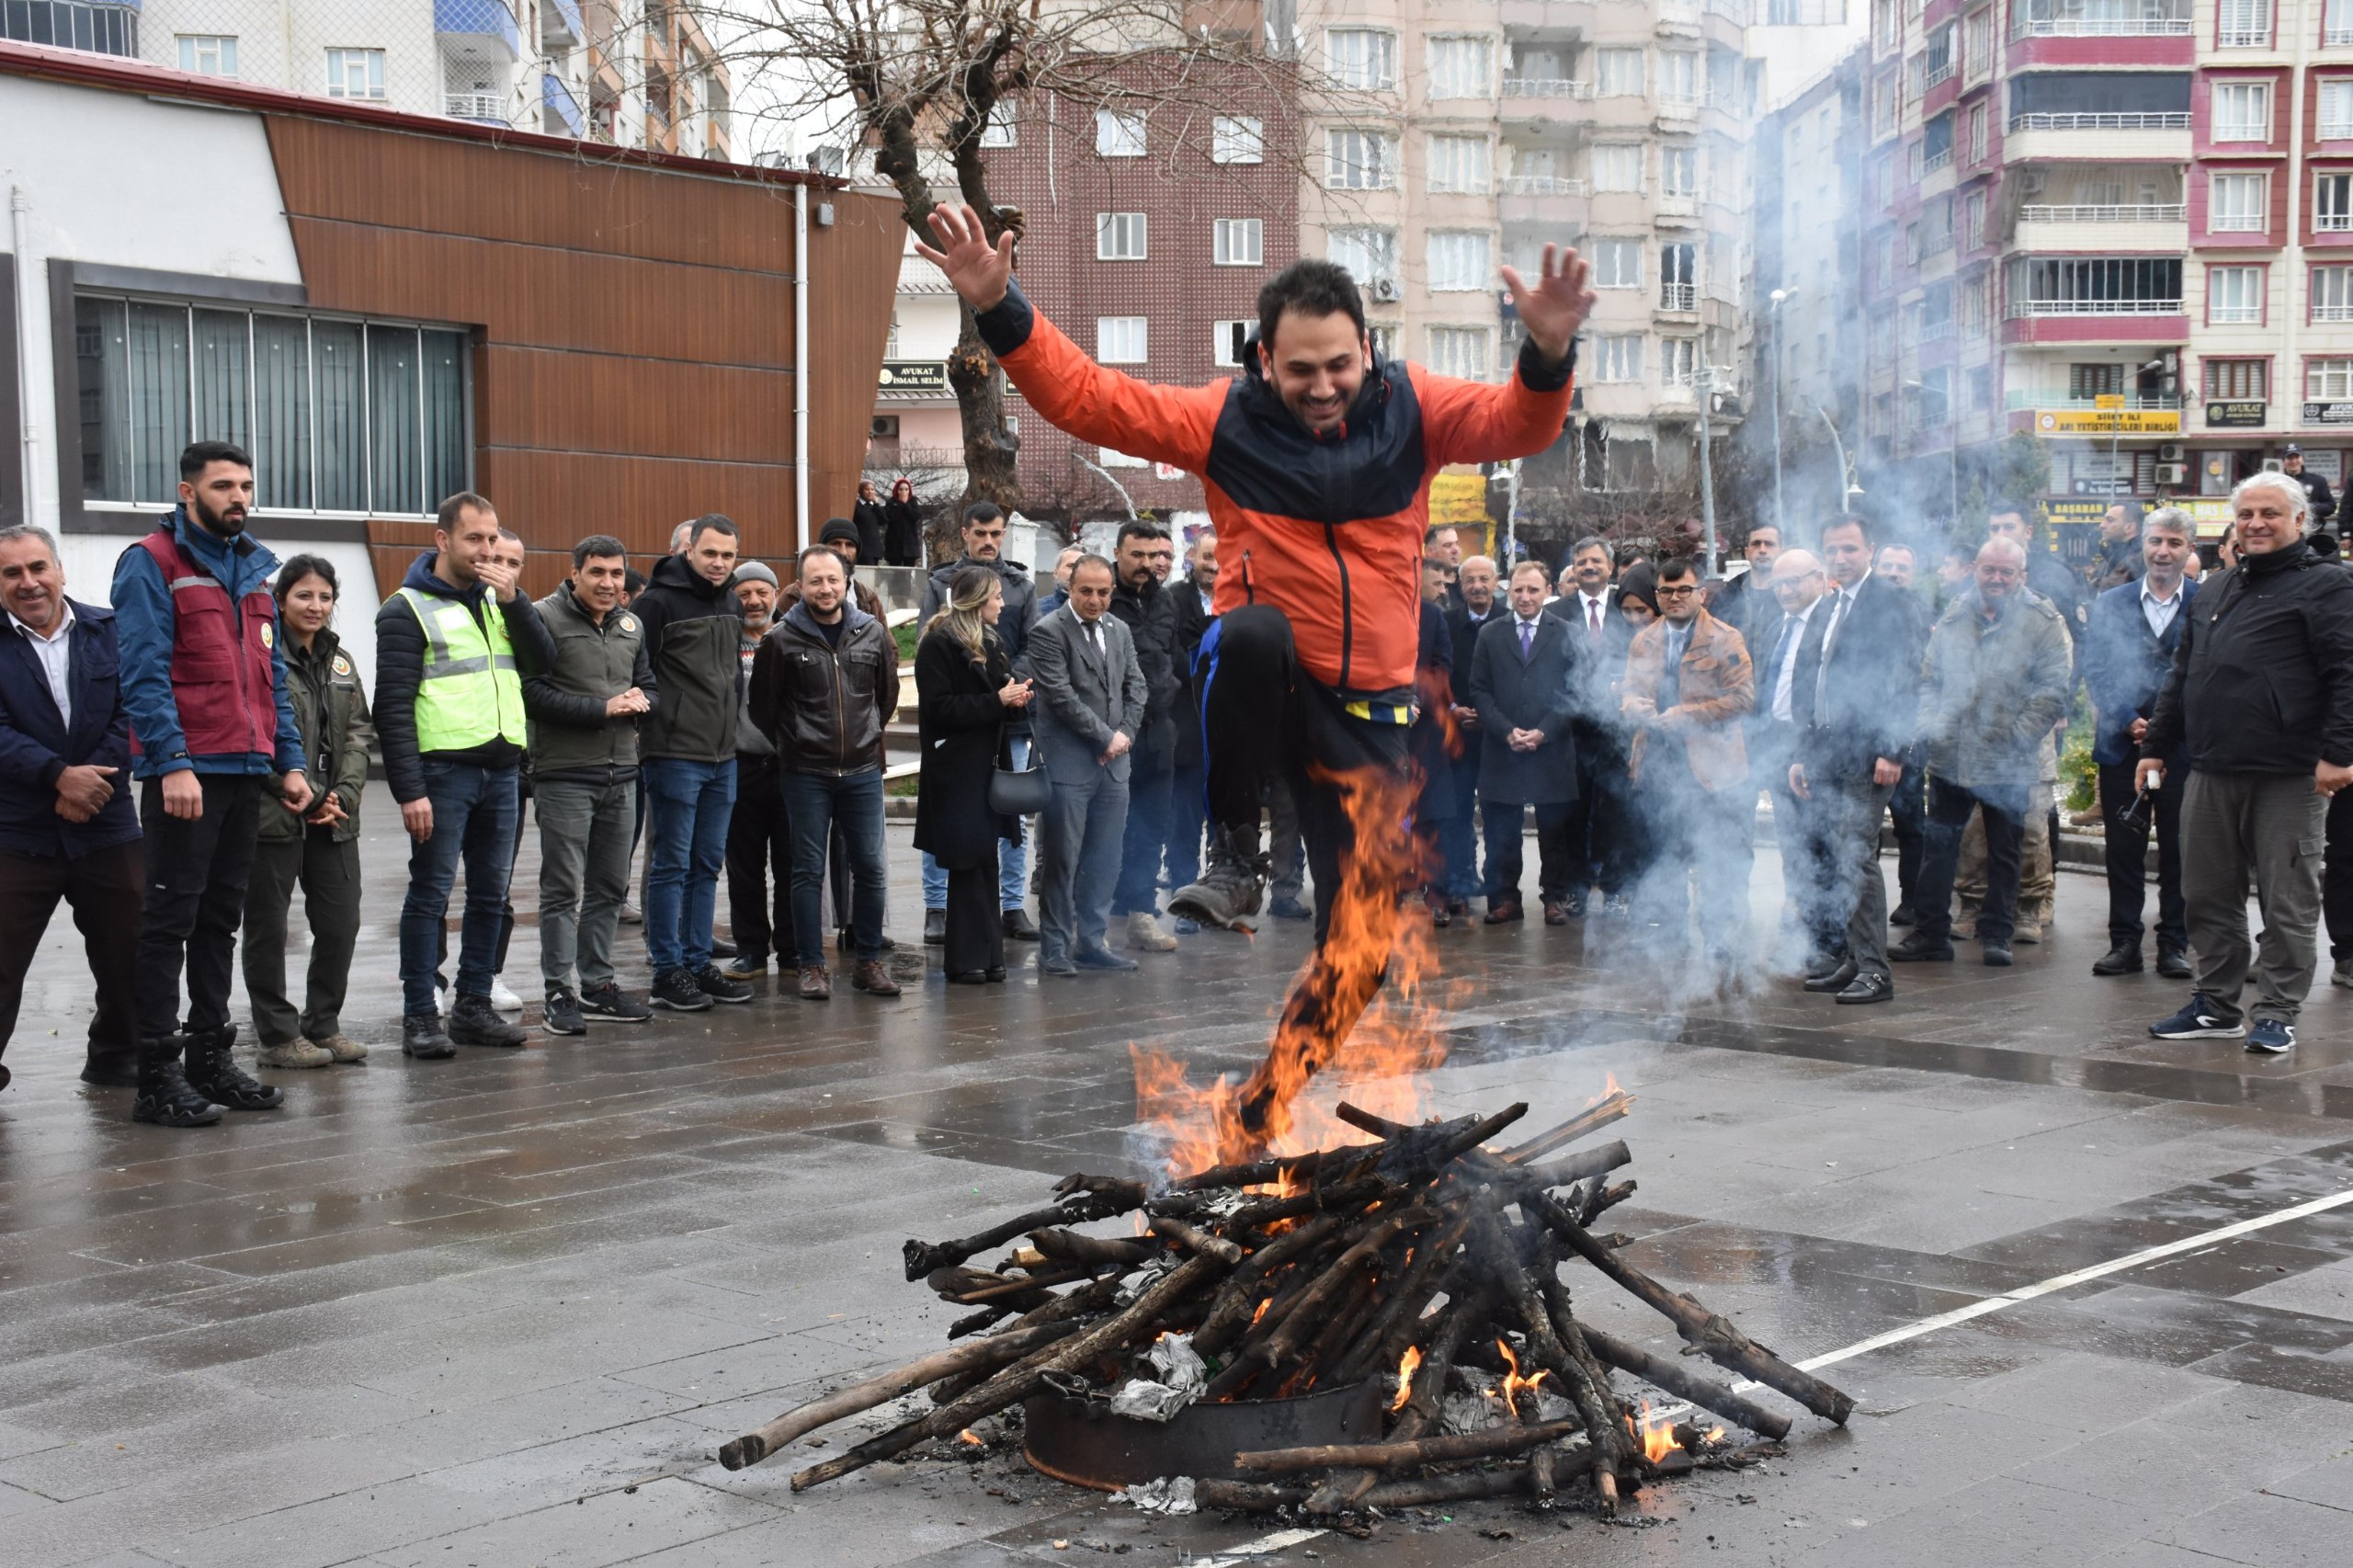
[[1862, 0, 2353, 533], [3, 1, 731, 155]]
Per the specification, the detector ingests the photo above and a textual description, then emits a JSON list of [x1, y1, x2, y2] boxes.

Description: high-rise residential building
[[3, 2, 730, 156], [1863, 0, 2353, 536]]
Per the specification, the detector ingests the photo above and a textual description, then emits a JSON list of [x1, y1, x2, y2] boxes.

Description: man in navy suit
[[1470, 560, 1583, 922], [0, 526, 142, 1094], [2084, 507, 2198, 980]]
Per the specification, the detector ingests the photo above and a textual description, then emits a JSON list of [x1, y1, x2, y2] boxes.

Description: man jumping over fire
[[919, 203, 1593, 1146]]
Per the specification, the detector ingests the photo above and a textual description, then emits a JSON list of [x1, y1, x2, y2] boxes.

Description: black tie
[[1657, 630, 1684, 712], [1792, 606, 1830, 727]]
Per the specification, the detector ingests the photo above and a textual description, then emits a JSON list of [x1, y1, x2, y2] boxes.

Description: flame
[[1704, 1426, 1727, 1445], [1389, 1346, 1421, 1413], [1494, 1338, 1548, 1413], [1632, 1402, 1683, 1464], [957, 1429, 983, 1448], [1131, 765, 1456, 1176], [1249, 1298, 1272, 1327]]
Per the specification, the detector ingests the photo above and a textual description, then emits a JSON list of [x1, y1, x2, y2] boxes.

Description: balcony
[[541, 0, 584, 49], [2018, 204, 2187, 222], [2007, 297, 2183, 317], [2003, 392, 2182, 411], [2324, 121, 2353, 142], [2333, 26, 2353, 44], [2009, 112, 2188, 131], [1921, 146, 1954, 175], [2316, 305, 2353, 322], [1657, 91, 1702, 120], [1503, 77, 1593, 99], [2323, 214, 2353, 233], [1660, 282, 1698, 311], [1924, 61, 1956, 90], [2017, 17, 2190, 32], [1654, 192, 1700, 222], [541, 73, 585, 137], [1499, 175, 1589, 195], [446, 92, 508, 122], [2217, 28, 2270, 47], [436, 0, 521, 62]]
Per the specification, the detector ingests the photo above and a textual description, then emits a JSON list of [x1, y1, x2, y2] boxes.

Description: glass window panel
[[423, 329, 469, 507], [126, 302, 190, 506], [74, 296, 131, 504], [368, 324, 422, 516], [252, 314, 313, 511], [190, 307, 249, 454], [314, 320, 367, 513]]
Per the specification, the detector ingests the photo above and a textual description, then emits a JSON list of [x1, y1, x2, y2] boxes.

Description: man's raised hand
[[1499, 244, 1598, 367], [915, 203, 1015, 314]]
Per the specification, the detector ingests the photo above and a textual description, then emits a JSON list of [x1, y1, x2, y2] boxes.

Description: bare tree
[[701, 0, 1324, 514]]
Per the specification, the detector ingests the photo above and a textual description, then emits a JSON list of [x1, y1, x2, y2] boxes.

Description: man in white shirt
[[1548, 536, 1628, 914], [1756, 551, 1836, 968]]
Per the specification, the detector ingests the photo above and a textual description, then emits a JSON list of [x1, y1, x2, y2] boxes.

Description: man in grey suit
[[1026, 555, 1150, 975]]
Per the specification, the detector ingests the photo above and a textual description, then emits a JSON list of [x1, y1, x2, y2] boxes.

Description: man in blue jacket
[[111, 443, 314, 1127], [2083, 507, 2197, 981], [0, 526, 142, 1096]]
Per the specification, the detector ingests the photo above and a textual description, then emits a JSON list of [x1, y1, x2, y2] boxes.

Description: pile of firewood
[[719, 1093, 1853, 1514]]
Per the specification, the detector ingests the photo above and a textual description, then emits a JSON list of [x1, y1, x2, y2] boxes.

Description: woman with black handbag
[[915, 567, 1034, 982]]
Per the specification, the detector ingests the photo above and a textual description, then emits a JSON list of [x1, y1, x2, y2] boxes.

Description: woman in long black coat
[[882, 477, 926, 567], [851, 480, 890, 564], [914, 567, 1032, 981]]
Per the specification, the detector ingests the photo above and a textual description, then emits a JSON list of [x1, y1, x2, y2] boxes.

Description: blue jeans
[[923, 738, 1030, 911], [399, 762, 520, 1017], [783, 769, 887, 965], [643, 756, 736, 973], [1112, 739, 1176, 916]]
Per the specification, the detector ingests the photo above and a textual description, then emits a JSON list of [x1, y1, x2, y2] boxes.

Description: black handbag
[[988, 730, 1054, 816]]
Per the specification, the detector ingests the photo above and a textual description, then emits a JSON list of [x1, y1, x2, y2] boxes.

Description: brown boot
[[797, 964, 831, 1000], [851, 959, 902, 996]]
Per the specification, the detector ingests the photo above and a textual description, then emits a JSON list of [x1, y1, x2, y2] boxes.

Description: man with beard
[[1108, 521, 1183, 950], [1439, 554, 1502, 913], [110, 442, 314, 1125], [722, 561, 792, 983], [1711, 525, 1783, 651]]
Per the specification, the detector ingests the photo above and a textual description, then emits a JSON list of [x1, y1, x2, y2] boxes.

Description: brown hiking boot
[[851, 960, 902, 996], [798, 964, 831, 1000]]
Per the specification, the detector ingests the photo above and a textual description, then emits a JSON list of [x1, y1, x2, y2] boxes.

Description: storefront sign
[[2303, 401, 2353, 426], [2035, 409, 2182, 435], [879, 360, 949, 394], [2204, 401, 2267, 427]]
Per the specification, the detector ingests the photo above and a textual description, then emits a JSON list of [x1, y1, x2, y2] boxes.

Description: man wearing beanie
[[722, 561, 794, 980]]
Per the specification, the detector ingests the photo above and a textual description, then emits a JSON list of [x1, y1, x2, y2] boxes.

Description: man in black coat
[[2143, 473, 2353, 1055], [1439, 555, 1503, 911], [1547, 535, 1632, 913], [1711, 524, 1783, 653], [1107, 522, 1183, 950], [2283, 446, 2338, 531], [1788, 516, 1927, 1006], [1469, 561, 1582, 923]]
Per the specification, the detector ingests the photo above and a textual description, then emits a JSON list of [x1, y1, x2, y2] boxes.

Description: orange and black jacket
[[976, 281, 1577, 708]]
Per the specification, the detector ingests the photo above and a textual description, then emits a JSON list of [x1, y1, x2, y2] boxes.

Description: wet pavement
[[6, 817, 2353, 1566]]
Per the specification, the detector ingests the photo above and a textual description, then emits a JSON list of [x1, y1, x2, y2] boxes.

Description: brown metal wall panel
[[805, 191, 908, 528], [478, 347, 796, 463]]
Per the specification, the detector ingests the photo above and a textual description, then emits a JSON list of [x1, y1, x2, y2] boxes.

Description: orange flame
[[957, 1429, 983, 1448], [1249, 1297, 1272, 1327], [1390, 1346, 1421, 1413], [1131, 765, 1456, 1177], [1632, 1401, 1682, 1464]]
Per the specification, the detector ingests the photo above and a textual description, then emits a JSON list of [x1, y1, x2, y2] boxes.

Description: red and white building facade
[[1864, 0, 2353, 531]]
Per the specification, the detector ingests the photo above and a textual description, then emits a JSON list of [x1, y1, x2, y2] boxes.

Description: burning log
[[1579, 1325, 1793, 1442], [1502, 1088, 1635, 1165], [1235, 1415, 1581, 1474]]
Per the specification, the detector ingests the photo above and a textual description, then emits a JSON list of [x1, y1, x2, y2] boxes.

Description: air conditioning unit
[[1370, 278, 1402, 302], [2154, 461, 2188, 485], [2157, 443, 2185, 460]]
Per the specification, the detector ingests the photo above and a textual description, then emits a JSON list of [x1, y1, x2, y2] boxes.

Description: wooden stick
[[1192, 1213, 1343, 1359], [902, 1195, 1132, 1281], [1330, 1209, 1471, 1385], [1226, 1175, 1394, 1232], [1145, 1215, 1244, 1263], [1235, 1416, 1580, 1474], [718, 1319, 1075, 1470], [1365, 1464, 1548, 1507], [1520, 1140, 1635, 1193], [1527, 1189, 1854, 1426], [791, 1251, 1233, 1491], [1502, 1090, 1634, 1165], [929, 1276, 1123, 1403], [1579, 1178, 1637, 1226], [1303, 1280, 1495, 1515], [1051, 1172, 1150, 1210], [1029, 1228, 1160, 1268], [1579, 1325, 1793, 1441], [1225, 1206, 1432, 1381]]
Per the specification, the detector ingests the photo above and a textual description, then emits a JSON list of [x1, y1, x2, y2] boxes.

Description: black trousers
[[136, 773, 265, 1045], [1481, 796, 1575, 906], [726, 753, 794, 963], [945, 845, 1006, 974], [0, 839, 143, 1074], [1199, 606, 1411, 941], [1915, 778, 2028, 947], [1889, 757, 1927, 912], [2100, 760, 2186, 952], [244, 830, 363, 1046], [1561, 728, 1636, 896]]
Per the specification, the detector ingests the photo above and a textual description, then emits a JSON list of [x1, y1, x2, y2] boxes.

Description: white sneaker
[[490, 980, 524, 1014], [1126, 911, 1179, 952]]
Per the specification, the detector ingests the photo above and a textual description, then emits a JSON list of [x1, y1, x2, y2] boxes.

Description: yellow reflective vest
[[395, 586, 527, 752]]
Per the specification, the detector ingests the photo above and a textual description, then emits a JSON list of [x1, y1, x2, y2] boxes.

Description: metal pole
[[793, 184, 812, 552], [10, 186, 38, 526], [1769, 291, 1786, 536], [1697, 371, 1719, 576]]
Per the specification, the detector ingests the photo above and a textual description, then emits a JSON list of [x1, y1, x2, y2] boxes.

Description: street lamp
[[1768, 288, 1794, 539], [1808, 397, 1863, 509]]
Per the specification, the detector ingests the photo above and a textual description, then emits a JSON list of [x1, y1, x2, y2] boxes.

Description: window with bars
[[2069, 362, 2125, 398], [2204, 358, 2268, 398], [1326, 129, 1398, 189], [1328, 227, 1399, 285], [1596, 48, 1646, 97], [1594, 238, 1644, 289], [1969, 102, 1989, 162], [1211, 116, 1263, 164], [1661, 242, 1698, 310], [1593, 335, 1645, 382], [1427, 231, 1494, 291], [1097, 212, 1148, 260], [1326, 28, 1399, 90], [2211, 80, 2270, 141], [74, 295, 467, 515], [1097, 317, 1148, 364], [1096, 109, 1146, 156], [2209, 264, 2266, 323], [2210, 173, 2268, 232], [1213, 219, 1263, 267], [324, 48, 384, 100], [1427, 327, 1495, 380], [1427, 36, 1495, 99], [2309, 358, 2353, 400], [2316, 266, 2353, 322], [1427, 135, 1493, 194]]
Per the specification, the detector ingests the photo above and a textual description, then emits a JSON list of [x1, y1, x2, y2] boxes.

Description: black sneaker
[[694, 963, 755, 1005], [543, 986, 587, 1036], [183, 1026, 284, 1110], [131, 1040, 223, 1127], [447, 994, 529, 1047], [578, 983, 654, 1022], [649, 968, 712, 1012], [402, 1013, 457, 1059]]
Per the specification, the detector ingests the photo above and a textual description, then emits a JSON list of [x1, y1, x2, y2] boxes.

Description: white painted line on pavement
[[1188, 1525, 1328, 1564]]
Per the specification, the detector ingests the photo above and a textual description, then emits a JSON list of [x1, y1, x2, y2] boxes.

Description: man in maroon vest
[[111, 441, 313, 1128]]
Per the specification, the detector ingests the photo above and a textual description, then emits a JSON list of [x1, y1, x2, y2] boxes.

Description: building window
[[1325, 28, 1399, 90], [1661, 243, 1698, 310], [2217, 0, 2269, 47], [1963, 190, 1987, 249], [1213, 218, 1264, 267], [1427, 35, 1495, 99], [1369, 323, 1400, 359], [1594, 238, 1643, 289], [1592, 335, 1645, 383], [2205, 358, 2268, 398], [324, 48, 385, 100], [2318, 172, 2353, 231], [1659, 51, 1700, 107], [2331, 0, 2353, 46], [74, 295, 467, 515], [1325, 129, 1398, 189], [2309, 358, 2353, 401], [978, 108, 1016, 148], [1427, 134, 1493, 194], [1096, 212, 1147, 260], [2211, 172, 2268, 232], [1097, 317, 1148, 364], [1596, 48, 1645, 97], [1329, 227, 1400, 288], [1591, 143, 1643, 192], [176, 34, 236, 75], [2316, 266, 2353, 322], [2007, 256, 2184, 313], [1427, 231, 1494, 291], [2211, 80, 2271, 142], [1662, 145, 1699, 198], [2321, 81, 2353, 141], [2209, 264, 2266, 324], [1661, 336, 1699, 386], [1212, 321, 1251, 367], [1098, 446, 1148, 470], [1, 2, 138, 56], [1968, 102, 1988, 163], [1427, 326, 1495, 381], [1211, 116, 1263, 164], [1096, 109, 1147, 157]]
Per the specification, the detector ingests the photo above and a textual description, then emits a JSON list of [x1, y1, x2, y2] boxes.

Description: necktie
[[1813, 593, 1847, 723], [1519, 619, 1535, 659], [1657, 629, 1683, 712], [1586, 599, 1600, 634]]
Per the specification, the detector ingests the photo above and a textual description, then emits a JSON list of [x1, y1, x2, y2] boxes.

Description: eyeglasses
[[1655, 585, 1699, 599]]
